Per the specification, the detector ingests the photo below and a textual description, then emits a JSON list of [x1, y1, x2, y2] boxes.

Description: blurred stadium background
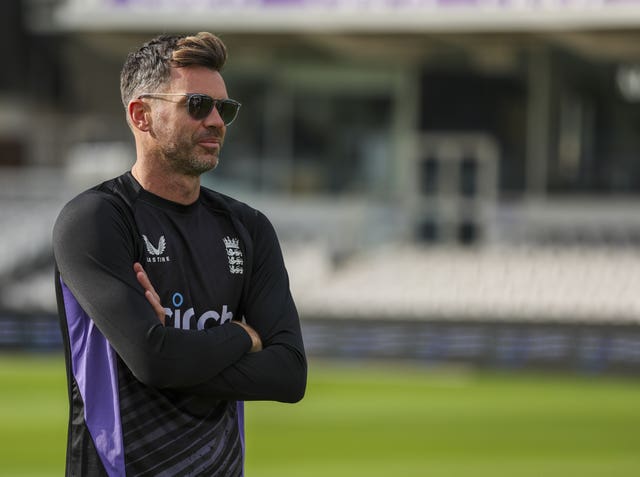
[[2, 0, 640, 475], [3, 0, 640, 371]]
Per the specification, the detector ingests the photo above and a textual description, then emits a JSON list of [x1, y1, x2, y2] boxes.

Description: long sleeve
[[53, 190, 252, 389], [182, 211, 307, 403]]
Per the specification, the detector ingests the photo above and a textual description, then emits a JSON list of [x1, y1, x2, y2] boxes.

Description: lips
[[197, 136, 222, 149], [199, 140, 220, 147]]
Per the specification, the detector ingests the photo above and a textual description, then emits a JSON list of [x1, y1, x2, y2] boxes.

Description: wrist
[[232, 321, 262, 352]]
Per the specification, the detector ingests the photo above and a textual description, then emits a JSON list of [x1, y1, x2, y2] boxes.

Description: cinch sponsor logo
[[164, 292, 233, 330]]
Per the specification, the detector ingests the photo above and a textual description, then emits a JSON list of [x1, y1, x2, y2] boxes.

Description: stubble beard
[[161, 136, 220, 177]]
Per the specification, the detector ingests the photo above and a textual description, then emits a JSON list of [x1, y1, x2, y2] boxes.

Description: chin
[[208, 155, 219, 170], [189, 153, 219, 174]]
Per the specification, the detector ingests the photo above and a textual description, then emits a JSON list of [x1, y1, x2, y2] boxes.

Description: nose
[[203, 103, 226, 128]]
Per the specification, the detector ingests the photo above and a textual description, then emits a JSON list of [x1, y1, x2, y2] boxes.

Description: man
[[53, 32, 307, 477]]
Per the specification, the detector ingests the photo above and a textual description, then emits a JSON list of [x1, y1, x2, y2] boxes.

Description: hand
[[232, 321, 262, 353], [134, 262, 166, 325]]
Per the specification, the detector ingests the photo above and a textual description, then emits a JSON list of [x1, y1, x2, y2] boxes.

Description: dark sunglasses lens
[[216, 101, 240, 125], [187, 95, 214, 120]]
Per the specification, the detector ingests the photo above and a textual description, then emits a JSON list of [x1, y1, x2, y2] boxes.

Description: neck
[[131, 161, 201, 205]]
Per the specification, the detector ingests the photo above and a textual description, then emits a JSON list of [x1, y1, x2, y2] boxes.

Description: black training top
[[53, 172, 307, 477]]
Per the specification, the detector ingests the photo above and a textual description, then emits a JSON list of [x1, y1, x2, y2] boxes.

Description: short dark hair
[[120, 32, 228, 108]]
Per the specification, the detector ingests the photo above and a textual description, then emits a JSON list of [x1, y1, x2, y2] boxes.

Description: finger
[[134, 264, 164, 323], [144, 289, 160, 307], [145, 290, 166, 325], [135, 266, 158, 296], [134, 263, 148, 285], [140, 274, 161, 302], [134, 263, 151, 290]]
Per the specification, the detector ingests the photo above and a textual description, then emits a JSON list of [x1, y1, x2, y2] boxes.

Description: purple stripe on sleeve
[[61, 279, 125, 477], [237, 400, 245, 476]]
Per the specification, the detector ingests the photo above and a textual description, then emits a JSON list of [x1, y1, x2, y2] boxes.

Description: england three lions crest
[[223, 236, 244, 274]]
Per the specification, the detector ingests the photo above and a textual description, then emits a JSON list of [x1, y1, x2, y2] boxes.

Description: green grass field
[[1, 354, 639, 476]]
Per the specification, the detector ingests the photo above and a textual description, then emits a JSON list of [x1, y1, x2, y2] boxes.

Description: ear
[[128, 99, 151, 132]]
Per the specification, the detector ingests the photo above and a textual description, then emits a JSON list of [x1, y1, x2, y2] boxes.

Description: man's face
[[148, 66, 229, 176]]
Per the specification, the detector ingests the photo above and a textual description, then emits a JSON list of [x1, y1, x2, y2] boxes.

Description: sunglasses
[[138, 93, 241, 126]]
